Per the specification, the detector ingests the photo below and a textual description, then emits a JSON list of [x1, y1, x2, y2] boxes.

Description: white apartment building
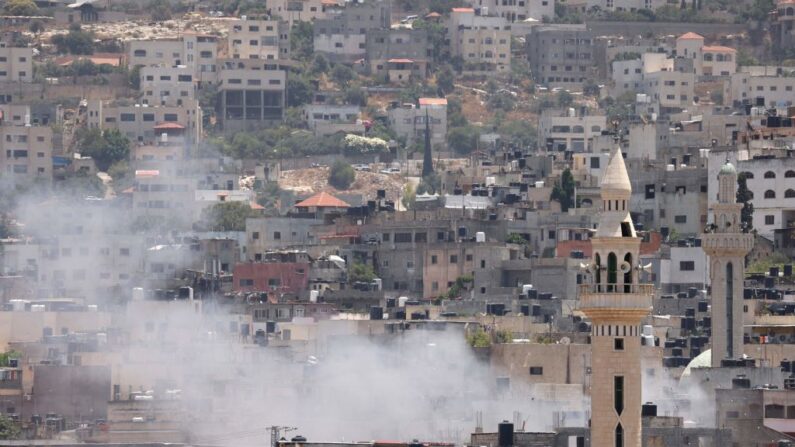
[[267, 0, 329, 26], [0, 45, 33, 83], [139, 65, 196, 107], [640, 70, 695, 113], [727, 69, 795, 108], [387, 98, 448, 148], [132, 169, 196, 226], [675, 32, 736, 77], [449, 8, 511, 72], [303, 104, 364, 136], [127, 33, 218, 83], [0, 105, 52, 186], [227, 18, 290, 60], [736, 155, 795, 239], [538, 108, 606, 152], [611, 52, 672, 97], [85, 99, 203, 146], [469, 0, 554, 22], [585, 0, 670, 12]]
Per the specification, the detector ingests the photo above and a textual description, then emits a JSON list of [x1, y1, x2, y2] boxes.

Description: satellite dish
[[560, 337, 571, 345]]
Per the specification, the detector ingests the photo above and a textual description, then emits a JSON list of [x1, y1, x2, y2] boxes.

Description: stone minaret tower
[[580, 144, 652, 447], [702, 159, 753, 366]]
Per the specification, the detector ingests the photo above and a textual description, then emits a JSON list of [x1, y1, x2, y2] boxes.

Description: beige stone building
[[579, 144, 653, 447], [127, 34, 219, 84], [701, 160, 753, 366], [267, 0, 329, 27], [85, 99, 202, 147], [139, 65, 196, 107], [0, 45, 33, 83], [227, 18, 290, 60], [0, 111, 53, 186], [449, 8, 511, 72]]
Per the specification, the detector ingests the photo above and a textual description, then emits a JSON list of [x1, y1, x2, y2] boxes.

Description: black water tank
[[498, 421, 514, 447], [784, 265, 793, 277], [394, 310, 406, 320], [771, 267, 780, 277], [527, 289, 538, 299], [520, 304, 530, 316], [370, 306, 383, 320], [641, 402, 657, 417], [688, 287, 698, 298], [386, 298, 396, 308], [291, 436, 307, 443], [698, 301, 708, 312], [531, 304, 541, 316]]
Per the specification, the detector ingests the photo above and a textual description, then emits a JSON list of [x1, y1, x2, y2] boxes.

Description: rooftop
[[295, 191, 350, 208], [677, 32, 705, 40]]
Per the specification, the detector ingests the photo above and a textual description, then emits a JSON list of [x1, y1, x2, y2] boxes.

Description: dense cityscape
[[0, 0, 795, 445]]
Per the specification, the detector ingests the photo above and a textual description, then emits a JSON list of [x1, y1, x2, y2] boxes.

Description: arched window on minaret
[[726, 261, 734, 358], [595, 253, 602, 287], [623, 253, 633, 292], [607, 252, 618, 291], [615, 422, 624, 447]]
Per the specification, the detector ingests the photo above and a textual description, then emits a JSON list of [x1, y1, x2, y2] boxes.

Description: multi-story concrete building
[[227, 18, 290, 60], [131, 169, 196, 226], [139, 65, 196, 107], [313, 0, 391, 62], [0, 44, 33, 83], [0, 111, 53, 186], [526, 24, 603, 88], [735, 153, 795, 239], [770, 0, 795, 55], [538, 107, 606, 152], [702, 159, 753, 366], [449, 8, 511, 72], [639, 70, 695, 115], [127, 33, 219, 83], [585, 0, 669, 11], [85, 99, 202, 147], [610, 52, 672, 97], [267, 0, 329, 27], [365, 28, 431, 82], [216, 59, 287, 131], [674, 32, 736, 77], [387, 98, 447, 148], [727, 67, 795, 108], [579, 143, 652, 447], [469, 0, 554, 22], [303, 104, 364, 136]]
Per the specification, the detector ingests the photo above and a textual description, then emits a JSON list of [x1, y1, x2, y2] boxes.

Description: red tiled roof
[[425, 12, 442, 17], [703, 45, 737, 53], [153, 122, 185, 130], [677, 32, 704, 40], [295, 191, 350, 208], [451, 7, 474, 12], [135, 170, 159, 178], [419, 97, 448, 106], [388, 58, 414, 63]]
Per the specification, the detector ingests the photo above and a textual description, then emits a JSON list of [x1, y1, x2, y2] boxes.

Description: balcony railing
[[578, 283, 654, 295]]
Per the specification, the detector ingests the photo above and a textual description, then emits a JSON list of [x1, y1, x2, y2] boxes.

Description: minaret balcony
[[578, 283, 654, 311], [701, 233, 753, 256]]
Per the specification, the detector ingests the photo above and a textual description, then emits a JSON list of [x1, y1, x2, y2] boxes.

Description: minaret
[[580, 144, 652, 447], [702, 159, 753, 366]]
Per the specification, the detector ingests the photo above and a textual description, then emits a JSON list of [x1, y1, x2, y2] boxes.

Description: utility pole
[[266, 426, 297, 447]]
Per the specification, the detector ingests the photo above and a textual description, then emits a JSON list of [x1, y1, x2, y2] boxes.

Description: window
[[614, 376, 624, 414], [680, 261, 695, 271], [481, 260, 486, 269], [674, 215, 687, 224], [273, 231, 281, 240], [252, 231, 260, 240], [431, 255, 438, 264], [529, 366, 543, 375], [548, 230, 556, 240], [268, 278, 281, 287], [765, 190, 776, 199], [120, 113, 135, 122], [645, 184, 655, 199], [590, 157, 600, 169], [164, 113, 178, 122], [200, 51, 213, 58], [134, 49, 147, 57], [765, 215, 775, 225], [614, 338, 624, 350], [239, 279, 254, 286], [142, 113, 154, 122], [764, 171, 776, 179], [785, 170, 795, 178], [615, 423, 623, 447], [120, 248, 130, 256], [382, 233, 390, 242], [450, 255, 458, 264], [786, 189, 795, 198]]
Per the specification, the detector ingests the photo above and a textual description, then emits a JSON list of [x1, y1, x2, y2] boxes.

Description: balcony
[[578, 283, 654, 310]]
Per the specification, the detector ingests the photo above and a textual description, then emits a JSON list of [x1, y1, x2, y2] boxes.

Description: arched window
[[623, 253, 633, 291], [786, 189, 795, 198], [765, 190, 776, 199], [615, 422, 624, 447], [764, 171, 776, 179], [726, 262, 734, 357], [572, 125, 585, 133], [591, 125, 601, 132], [741, 171, 754, 179], [607, 252, 618, 290], [788, 7, 794, 15], [785, 170, 795, 178], [594, 253, 602, 285]]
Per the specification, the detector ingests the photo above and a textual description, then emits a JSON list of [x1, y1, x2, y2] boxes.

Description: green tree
[[550, 168, 575, 211], [328, 160, 355, 190], [51, 24, 95, 55], [287, 75, 313, 107], [401, 183, 416, 210], [148, 0, 172, 20], [343, 85, 367, 106], [498, 120, 537, 148], [436, 65, 455, 94], [348, 262, 376, 283], [466, 328, 491, 347], [310, 53, 329, 74], [447, 125, 480, 155], [128, 64, 143, 89], [330, 64, 355, 88], [3, 0, 38, 15], [556, 90, 574, 108], [290, 21, 314, 62], [75, 128, 130, 171], [200, 201, 259, 231], [506, 233, 528, 244], [0, 414, 20, 440], [737, 172, 754, 232]]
